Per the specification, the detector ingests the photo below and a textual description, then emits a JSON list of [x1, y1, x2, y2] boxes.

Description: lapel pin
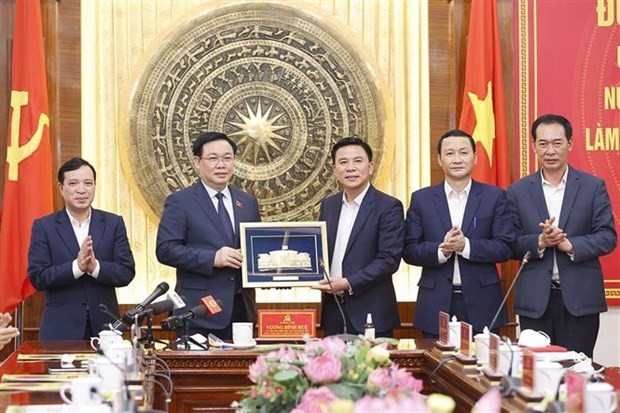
[[235, 200, 243, 208]]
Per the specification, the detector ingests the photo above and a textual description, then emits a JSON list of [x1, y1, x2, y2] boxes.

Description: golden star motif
[[467, 81, 495, 165], [229, 100, 288, 164]]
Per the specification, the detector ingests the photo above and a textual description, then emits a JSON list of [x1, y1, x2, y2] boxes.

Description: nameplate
[[257, 309, 316, 339]]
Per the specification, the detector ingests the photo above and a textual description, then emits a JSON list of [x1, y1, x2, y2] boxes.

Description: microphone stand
[[320, 260, 359, 342], [166, 319, 208, 351], [141, 310, 168, 349], [488, 251, 532, 331]]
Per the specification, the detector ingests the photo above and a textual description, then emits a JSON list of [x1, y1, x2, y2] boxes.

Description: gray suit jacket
[[507, 166, 617, 318]]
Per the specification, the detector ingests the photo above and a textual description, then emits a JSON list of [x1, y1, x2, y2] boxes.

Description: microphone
[[99, 304, 125, 331], [319, 260, 358, 342], [160, 305, 208, 330], [160, 295, 223, 330], [488, 251, 531, 332], [499, 337, 521, 397], [112, 282, 170, 330]]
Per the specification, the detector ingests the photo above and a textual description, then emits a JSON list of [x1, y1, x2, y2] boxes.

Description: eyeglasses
[[199, 155, 235, 166]]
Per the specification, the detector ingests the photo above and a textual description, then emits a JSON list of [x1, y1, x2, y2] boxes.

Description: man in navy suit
[[313, 137, 404, 337], [156, 132, 261, 340], [28, 157, 135, 340], [404, 129, 515, 337], [507, 114, 616, 357]]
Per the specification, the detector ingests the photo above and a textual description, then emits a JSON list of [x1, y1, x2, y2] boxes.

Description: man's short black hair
[[531, 113, 573, 142], [192, 132, 238, 157], [57, 157, 96, 184], [330, 136, 373, 163], [437, 129, 476, 154]]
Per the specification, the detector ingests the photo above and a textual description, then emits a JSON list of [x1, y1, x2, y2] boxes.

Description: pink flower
[[321, 336, 347, 356], [393, 367, 423, 393], [248, 355, 268, 383], [367, 368, 391, 391], [354, 394, 429, 413], [472, 387, 501, 413], [304, 354, 342, 384], [292, 387, 338, 413]]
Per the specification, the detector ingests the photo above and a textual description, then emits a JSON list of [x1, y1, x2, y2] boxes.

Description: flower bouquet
[[235, 337, 431, 413]]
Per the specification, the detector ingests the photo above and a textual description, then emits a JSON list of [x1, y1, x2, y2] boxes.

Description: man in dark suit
[[507, 114, 616, 357], [312, 137, 403, 337], [28, 157, 135, 340], [404, 129, 515, 337], [156, 132, 261, 340]]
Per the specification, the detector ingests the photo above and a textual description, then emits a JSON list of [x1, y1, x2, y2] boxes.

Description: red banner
[[514, 0, 620, 305], [459, 0, 510, 188], [0, 0, 53, 313]]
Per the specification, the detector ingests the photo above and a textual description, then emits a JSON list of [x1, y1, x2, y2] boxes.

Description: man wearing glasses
[[157, 132, 261, 340]]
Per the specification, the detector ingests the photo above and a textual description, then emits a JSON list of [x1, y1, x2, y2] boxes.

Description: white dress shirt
[[330, 183, 370, 281], [202, 182, 235, 233], [541, 167, 569, 280], [69, 208, 100, 279], [437, 180, 472, 285]]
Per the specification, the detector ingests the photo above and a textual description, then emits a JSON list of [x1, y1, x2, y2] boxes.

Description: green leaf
[[326, 383, 365, 400], [273, 369, 299, 382]]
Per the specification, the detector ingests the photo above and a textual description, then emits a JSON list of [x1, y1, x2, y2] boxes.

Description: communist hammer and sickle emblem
[[283, 314, 292, 323], [7, 90, 49, 181]]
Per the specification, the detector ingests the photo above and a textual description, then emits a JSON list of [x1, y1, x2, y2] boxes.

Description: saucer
[[229, 339, 257, 349]]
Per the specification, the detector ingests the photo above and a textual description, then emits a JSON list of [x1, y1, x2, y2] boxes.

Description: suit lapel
[[433, 184, 452, 230], [528, 172, 550, 222], [230, 188, 246, 246], [89, 209, 105, 255], [192, 183, 223, 235], [344, 186, 375, 256], [462, 181, 482, 233], [55, 210, 80, 255], [559, 168, 580, 229]]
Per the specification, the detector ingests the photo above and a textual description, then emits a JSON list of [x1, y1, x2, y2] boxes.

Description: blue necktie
[[216, 192, 234, 244]]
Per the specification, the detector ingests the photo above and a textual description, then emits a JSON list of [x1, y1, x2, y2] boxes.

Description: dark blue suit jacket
[[403, 181, 515, 334], [507, 167, 617, 318], [319, 185, 403, 334], [156, 183, 261, 330], [28, 209, 135, 340]]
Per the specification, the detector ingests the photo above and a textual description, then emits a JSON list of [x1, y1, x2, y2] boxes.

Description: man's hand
[[77, 236, 94, 274], [0, 313, 12, 329], [557, 238, 574, 254], [538, 217, 566, 249], [312, 277, 351, 294], [214, 247, 244, 269], [439, 226, 465, 254]]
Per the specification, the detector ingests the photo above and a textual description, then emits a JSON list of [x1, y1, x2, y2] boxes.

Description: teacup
[[60, 376, 102, 407], [585, 382, 617, 413], [534, 361, 564, 396], [498, 344, 521, 376], [102, 341, 134, 367], [88, 356, 124, 394], [232, 322, 254, 346], [474, 333, 490, 364], [90, 330, 123, 352]]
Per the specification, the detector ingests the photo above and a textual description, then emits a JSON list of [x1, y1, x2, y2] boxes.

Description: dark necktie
[[216, 192, 234, 244]]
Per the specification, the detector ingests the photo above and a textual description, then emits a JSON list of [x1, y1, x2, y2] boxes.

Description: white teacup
[[60, 376, 102, 406], [518, 329, 551, 347], [102, 341, 134, 367], [90, 330, 123, 352], [498, 344, 521, 376], [449, 321, 461, 350], [232, 322, 254, 346], [474, 333, 490, 364], [88, 356, 124, 394], [534, 361, 564, 396], [585, 382, 618, 413]]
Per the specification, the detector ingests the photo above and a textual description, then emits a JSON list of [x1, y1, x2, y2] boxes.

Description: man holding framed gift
[[156, 132, 261, 340], [312, 137, 404, 338]]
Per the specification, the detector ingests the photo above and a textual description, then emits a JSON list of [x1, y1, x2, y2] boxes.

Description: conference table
[[0, 339, 533, 413]]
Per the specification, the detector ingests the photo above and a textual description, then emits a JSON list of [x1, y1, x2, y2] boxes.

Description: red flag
[[458, 0, 510, 188], [0, 0, 53, 313]]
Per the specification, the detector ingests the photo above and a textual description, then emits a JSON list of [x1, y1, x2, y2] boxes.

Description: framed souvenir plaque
[[240, 222, 329, 288]]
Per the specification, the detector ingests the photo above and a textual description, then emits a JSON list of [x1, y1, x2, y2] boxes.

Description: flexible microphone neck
[[488, 251, 531, 331], [320, 260, 351, 338]]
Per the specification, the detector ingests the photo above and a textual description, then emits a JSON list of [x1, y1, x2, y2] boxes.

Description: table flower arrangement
[[234, 336, 452, 413]]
